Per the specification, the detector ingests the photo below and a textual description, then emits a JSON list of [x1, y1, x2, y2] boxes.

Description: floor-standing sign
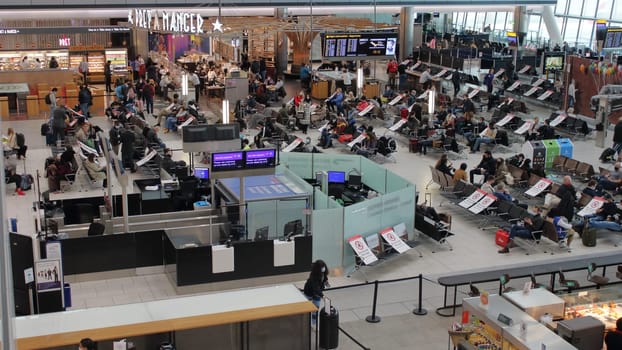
[[36, 241, 64, 313]]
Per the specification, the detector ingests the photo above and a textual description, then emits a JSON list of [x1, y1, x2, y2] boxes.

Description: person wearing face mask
[[303, 259, 330, 329], [78, 338, 96, 350]]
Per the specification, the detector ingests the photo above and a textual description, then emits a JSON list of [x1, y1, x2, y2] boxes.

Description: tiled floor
[[2, 77, 620, 349]]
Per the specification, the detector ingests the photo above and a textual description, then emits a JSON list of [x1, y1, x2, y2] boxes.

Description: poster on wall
[[35, 259, 62, 292]]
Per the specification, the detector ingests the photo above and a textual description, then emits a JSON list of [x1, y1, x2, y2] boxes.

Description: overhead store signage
[[128, 9, 204, 35], [0, 27, 129, 35]]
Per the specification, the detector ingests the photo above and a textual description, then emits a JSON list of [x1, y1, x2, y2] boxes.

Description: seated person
[[575, 194, 622, 233], [160, 148, 185, 175], [493, 183, 514, 201], [453, 163, 468, 182], [469, 151, 496, 183], [537, 119, 555, 140], [481, 175, 496, 194], [45, 157, 61, 193], [355, 128, 377, 157], [417, 202, 441, 222], [495, 158, 509, 184], [274, 77, 286, 98], [546, 208, 575, 248], [155, 96, 180, 127], [5, 163, 26, 196], [344, 91, 357, 107], [598, 162, 622, 191], [83, 153, 106, 186], [142, 126, 165, 149], [382, 85, 395, 102], [434, 154, 453, 176], [318, 126, 333, 149], [498, 209, 544, 253], [164, 107, 187, 133], [583, 179, 605, 197], [471, 122, 497, 153], [276, 103, 290, 124], [326, 88, 344, 113], [507, 153, 526, 167]]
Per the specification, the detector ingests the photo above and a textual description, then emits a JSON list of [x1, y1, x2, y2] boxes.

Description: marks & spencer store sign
[[128, 9, 204, 35]]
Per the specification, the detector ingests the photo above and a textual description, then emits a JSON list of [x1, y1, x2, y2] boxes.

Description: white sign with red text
[[380, 228, 410, 254], [459, 189, 487, 208], [525, 178, 553, 197], [577, 197, 606, 217], [348, 235, 378, 265]]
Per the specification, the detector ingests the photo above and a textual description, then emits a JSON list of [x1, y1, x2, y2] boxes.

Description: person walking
[[190, 71, 201, 103], [303, 260, 329, 329], [51, 103, 67, 143], [78, 58, 89, 84], [386, 59, 398, 89]]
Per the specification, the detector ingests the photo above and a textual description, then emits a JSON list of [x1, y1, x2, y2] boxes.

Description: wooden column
[[26, 95, 40, 119], [0, 96, 9, 120]]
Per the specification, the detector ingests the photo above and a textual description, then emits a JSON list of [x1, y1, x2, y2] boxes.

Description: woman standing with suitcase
[[303, 260, 329, 328]]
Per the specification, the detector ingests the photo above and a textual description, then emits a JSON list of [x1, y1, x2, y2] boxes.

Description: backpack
[[20, 174, 33, 191], [582, 227, 597, 247], [41, 123, 50, 135], [16, 133, 25, 148], [599, 148, 616, 163], [45, 93, 52, 105]]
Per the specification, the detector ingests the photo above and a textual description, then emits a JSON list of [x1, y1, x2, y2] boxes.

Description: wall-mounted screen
[[211, 151, 244, 172], [507, 31, 517, 47], [596, 20, 608, 41], [245, 149, 276, 169], [604, 28, 622, 48], [321, 32, 398, 59]]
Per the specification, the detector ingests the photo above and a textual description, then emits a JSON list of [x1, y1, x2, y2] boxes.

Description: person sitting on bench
[[84, 153, 107, 187], [546, 208, 575, 248], [469, 151, 496, 183], [498, 208, 544, 253]]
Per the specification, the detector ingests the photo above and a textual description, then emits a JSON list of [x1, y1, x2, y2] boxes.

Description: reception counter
[[164, 231, 312, 287]]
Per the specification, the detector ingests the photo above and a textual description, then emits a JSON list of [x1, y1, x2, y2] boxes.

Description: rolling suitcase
[[319, 298, 339, 349]]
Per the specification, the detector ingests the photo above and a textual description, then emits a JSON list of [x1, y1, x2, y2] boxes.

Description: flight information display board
[[212, 151, 244, 172], [604, 28, 622, 48], [211, 149, 277, 172], [321, 32, 398, 59], [245, 149, 276, 169]]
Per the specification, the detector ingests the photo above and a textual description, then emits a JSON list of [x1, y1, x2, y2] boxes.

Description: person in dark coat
[[469, 150, 496, 183], [120, 124, 136, 172], [451, 70, 461, 96], [613, 117, 622, 158], [51, 104, 67, 142], [605, 318, 622, 349], [303, 259, 329, 328], [555, 175, 577, 222]]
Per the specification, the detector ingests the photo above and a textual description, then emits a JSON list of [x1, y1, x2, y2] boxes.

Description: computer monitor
[[255, 226, 269, 241], [193, 167, 209, 180], [283, 219, 303, 239], [327, 171, 346, 183], [348, 174, 362, 188]]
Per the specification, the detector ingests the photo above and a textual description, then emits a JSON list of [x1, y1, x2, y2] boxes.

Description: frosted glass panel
[[342, 197, 384, 269], [276, 199, 308, 238], [247, 200, 277, 239], [361, 157, 387, 193], [312, 207, 343, 269], [382, 187, 416, 240], [279, 153, 313, 179], [386, 171, 411, 193], [311, 153, 361, 174]]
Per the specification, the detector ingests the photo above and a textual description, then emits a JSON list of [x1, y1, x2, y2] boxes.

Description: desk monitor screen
[[283, 219, 303, 238], [245, 149, 276, 169], [255, 226, 269, 241], [327, 171, 346, 183], [193, 167, 209, 180], [348, 174, 362, 188]]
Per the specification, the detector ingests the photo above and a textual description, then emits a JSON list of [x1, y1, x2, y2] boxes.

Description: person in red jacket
[[387, 59, 398, 88]]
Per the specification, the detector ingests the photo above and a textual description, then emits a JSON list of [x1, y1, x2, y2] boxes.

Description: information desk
[[14, 284, 315, 350], [463, 295, 577, 350], [164, 232, 312, 286]]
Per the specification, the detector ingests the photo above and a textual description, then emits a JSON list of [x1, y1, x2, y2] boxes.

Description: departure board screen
[[244, 149, 276, 169], [604, 28, 622, 48], [321, 32, 398, 59], [211, 151, 244, 172]]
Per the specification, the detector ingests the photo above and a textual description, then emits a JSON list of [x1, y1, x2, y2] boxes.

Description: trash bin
[[409, 138, 419, 153], [542, 139, 560, 168], [557, 138, 574, 158], [522, 141, 546, 170], [319, 306, 339, 349], [63, 283, 71, 308]]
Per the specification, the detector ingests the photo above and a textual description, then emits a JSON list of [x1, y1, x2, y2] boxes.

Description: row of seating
[[548, 155, 595, 180]]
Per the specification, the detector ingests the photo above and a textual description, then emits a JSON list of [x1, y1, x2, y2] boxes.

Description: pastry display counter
[[561, 286, 622, 329], [462, 295, 577, 350]]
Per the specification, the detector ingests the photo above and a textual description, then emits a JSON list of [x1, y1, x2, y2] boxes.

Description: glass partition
[[276, 199, 308, 238], [312, 207, 344, 269], [311, 153, 361, 175], [278, 152, 313, 179], [360, 157, 387, 193], [342, 196, 385, 269], [247, 200, 278, 239], [386, 171, 411, 193], [381, 186, 416, 240]]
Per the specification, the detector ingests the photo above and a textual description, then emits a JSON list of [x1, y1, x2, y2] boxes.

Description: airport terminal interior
[[3, 0, 622, 349]]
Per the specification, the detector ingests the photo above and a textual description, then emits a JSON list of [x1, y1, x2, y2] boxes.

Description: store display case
[[462, 295, 577, 350], [561, 286, 622, 329], [0, 50, 68, 70], [105, 49, 128, 72]]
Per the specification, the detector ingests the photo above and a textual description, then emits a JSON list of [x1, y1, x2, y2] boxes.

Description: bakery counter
[[561, 285, 622, 329]]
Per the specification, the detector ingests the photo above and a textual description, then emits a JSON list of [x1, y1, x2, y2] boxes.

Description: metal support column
[[399, 7, 415, 61]]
